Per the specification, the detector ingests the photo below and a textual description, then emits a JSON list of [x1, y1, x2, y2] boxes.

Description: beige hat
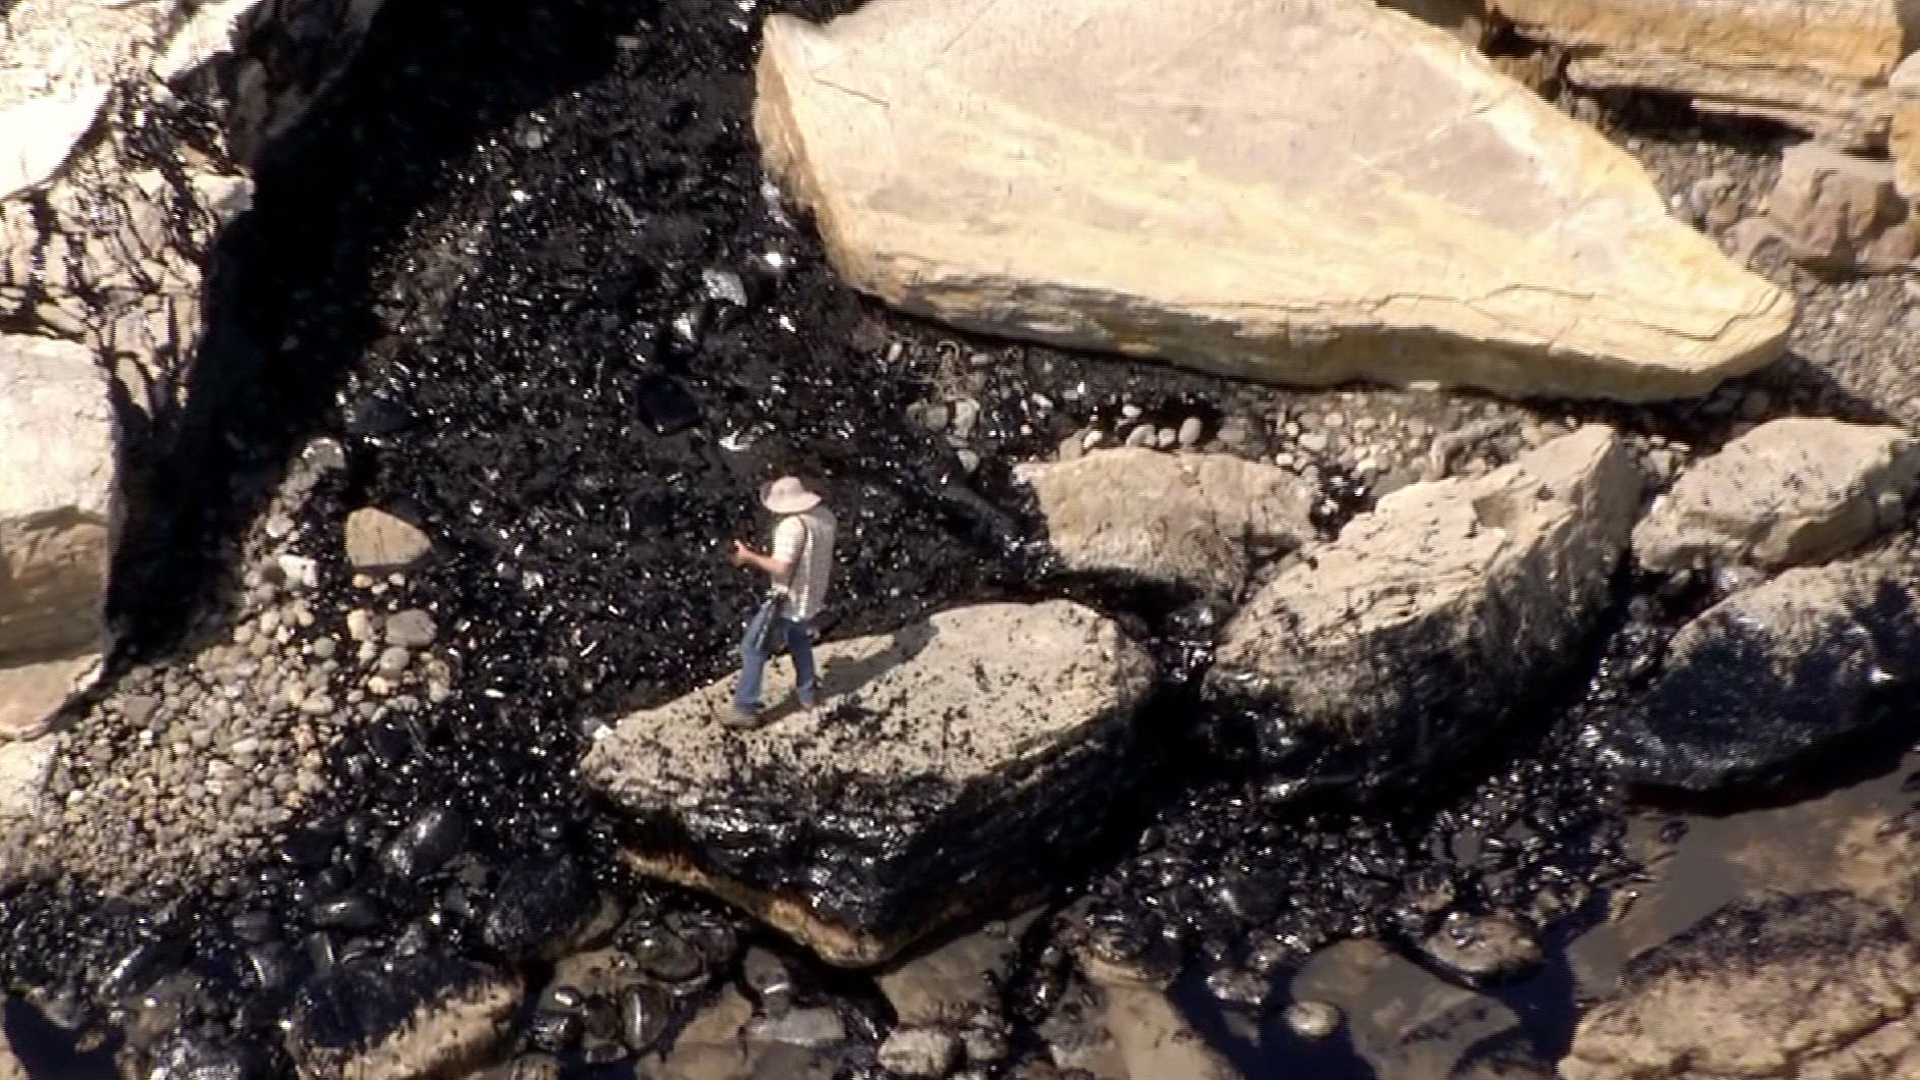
[[762, 476, 821, 515]]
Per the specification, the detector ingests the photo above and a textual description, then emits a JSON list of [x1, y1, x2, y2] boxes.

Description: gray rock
[[877, 910, 1040, 1025], [1416, 913, 1542, 987], [1634, 418, 1920, 573], [1123, 424, 1155, 448], [1291, 939, 1543, 1080], [1563, 891, 1920, 1080], [1596, 558, 1920, 793], [581, 601, 1153, 967], [1207, 426, 1641, 792], [1015, 449, 1313, 605], [745, 1007, 846, 1048], [384, 610, 437, 650], [878, 1027, 962, 1077], [1765, 143, 1919, 274], [376, 646, 412, 677]]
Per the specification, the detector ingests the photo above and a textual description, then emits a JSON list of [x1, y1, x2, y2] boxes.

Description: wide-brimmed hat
[[762, 476, 821, 515]]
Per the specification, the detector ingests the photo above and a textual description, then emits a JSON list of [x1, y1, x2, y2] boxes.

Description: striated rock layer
[[1494, 0, 1919, 144], [755, 0, 1792, 402], [582, 601, 1155, 966]]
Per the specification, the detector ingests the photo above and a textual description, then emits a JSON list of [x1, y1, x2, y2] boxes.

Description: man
[[727, 475, 837, 727]]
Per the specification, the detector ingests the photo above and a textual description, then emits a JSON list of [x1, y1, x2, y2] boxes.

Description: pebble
[[346, 610, 376, 643], [1299, 431, 1329, 453], [950, 398, 981, 440], [310, 637, 339, 661], [376, 647, 413, 677], [1177, 416, 1204, 448], [1284, 1000, 1343, 1041], [1080, 429, 1105, 451], [1154, 427, 1178, 450], [384, 610, 437, 649], [299, 694, 336, 717], [1124, 425, 1155, 448]]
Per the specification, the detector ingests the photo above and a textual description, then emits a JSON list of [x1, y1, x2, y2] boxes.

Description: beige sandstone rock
[[1633, 417, 1920, 572], [1892, 52, 1920, 201], [1206, 426, 1641, 783], [345, 507, 433, 572], [584, 601, 1154, 966], [1764, 143, 1919, 274], [1041, 963, 1243, 1080], [1015, 448, 1313, 604], [1, 335, 116, 739], [756, 0, 1791, 403], [1561, 890, 1920, 1080], [1492, 0, 1918, 144]]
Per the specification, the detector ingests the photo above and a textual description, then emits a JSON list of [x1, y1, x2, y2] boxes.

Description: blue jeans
[[735, 605, 816, 712]]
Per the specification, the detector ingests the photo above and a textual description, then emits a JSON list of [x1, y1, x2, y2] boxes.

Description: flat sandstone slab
[[755, 0, 1792, 401], [581, 600, 1154, 966]]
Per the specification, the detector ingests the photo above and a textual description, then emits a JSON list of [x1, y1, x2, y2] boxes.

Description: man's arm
[[731, 540, 790, 578]]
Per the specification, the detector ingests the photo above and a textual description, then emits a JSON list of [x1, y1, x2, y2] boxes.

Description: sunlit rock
[[581, 601, 1154, 966], [1595, 558, 1920, 793], [1206, 426, 1641, 792], [1014, 448, 1313, 605], [1563, 890, 1920, 1080], [755, 0, 1791, 402], [1635, 418, 1920, 573], [0, 335, 116, 739], [1492, 0, 1916, 144], [1763, 143, 1919, 275]]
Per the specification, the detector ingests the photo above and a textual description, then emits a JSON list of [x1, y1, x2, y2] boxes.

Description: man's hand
[[730, 539, 755, 567]]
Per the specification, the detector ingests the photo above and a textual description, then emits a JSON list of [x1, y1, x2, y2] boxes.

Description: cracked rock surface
[[755, 0, 1792, 401]]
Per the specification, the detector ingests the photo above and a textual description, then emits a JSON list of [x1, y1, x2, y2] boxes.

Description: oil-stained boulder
[[286, 957, 520, 1080], [755, 0, 1790, 402], [1594, 559, 1920, 793], [581, 601, 1154, 967], [1014, 448, 1314, 605], [1, 334, 117, 739], [1205, 426, 1641, 792], [1562, 890, 1920, 1080], [1633, 418, 1920, 573]]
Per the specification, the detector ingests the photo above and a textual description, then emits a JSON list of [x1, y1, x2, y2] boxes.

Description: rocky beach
[[4, 0, 1920, 1077]]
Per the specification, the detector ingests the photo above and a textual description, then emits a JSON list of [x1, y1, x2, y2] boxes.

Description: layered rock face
[[1596, 558, 1920, 793], [1492, 0, 1919, 144], [581, 601, 1154, 966], [0, 335, 116, 738], [755, 0, 1791, 402], [1563, 890, 1920, 1080], [1205, 426, 1641, 791], [1014, 448, 1315, 605]]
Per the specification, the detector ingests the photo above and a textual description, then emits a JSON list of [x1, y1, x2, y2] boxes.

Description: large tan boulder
[[582, 601, 1154, 967], [1206, 426, 1642, 791], [1, 334, 116, 739], [756, 0, 1792, 403], [1493, 0, 1918, 145], [1014, 449, 1314, 605]]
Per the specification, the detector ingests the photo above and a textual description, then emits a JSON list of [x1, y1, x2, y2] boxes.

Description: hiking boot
[[721, 704, 766, 731]]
